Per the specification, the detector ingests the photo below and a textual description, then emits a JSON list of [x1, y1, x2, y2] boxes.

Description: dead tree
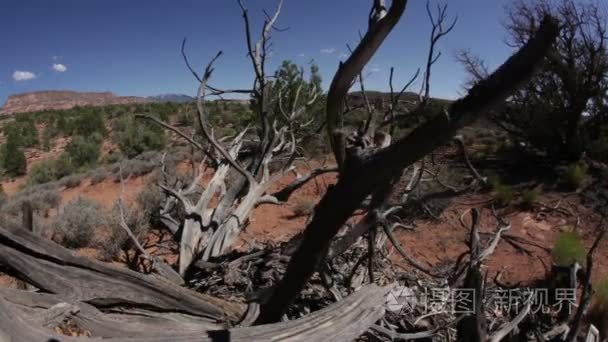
[[137, 0, 330, 277], [257, 0, 559, 324]]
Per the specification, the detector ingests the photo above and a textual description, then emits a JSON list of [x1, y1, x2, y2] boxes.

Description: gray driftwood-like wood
[[0, 225, 244, 322], [1, 289, 222, 338], [0, 283, 389, 342]]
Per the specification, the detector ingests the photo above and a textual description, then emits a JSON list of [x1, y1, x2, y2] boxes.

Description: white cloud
[[369, 64, 381, 73], [13, 70, 36, 81], [320, 48, 336, 54], [339, 52, 349, 59], [52, 63, 67, 72], [297, 53, 305, 57]]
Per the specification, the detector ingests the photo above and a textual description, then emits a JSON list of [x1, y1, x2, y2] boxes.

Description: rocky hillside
[[0, 90, 153, 115]]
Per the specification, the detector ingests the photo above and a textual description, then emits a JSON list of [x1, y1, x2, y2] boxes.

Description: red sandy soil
[[0, 144, 606, 288], [392, 192, 607, 285]]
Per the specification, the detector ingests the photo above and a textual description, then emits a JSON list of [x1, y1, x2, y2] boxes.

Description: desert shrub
[[1, 184, 60, 216], [562, 163, 587, 190], [89, 168, 109, 185], [53, 154, 76, 178], [100, 151, 123, 164], [126, 159, 157, 178], [521, 189, 539, 209], [492, 180, 514, 207], [58, 174, 83, 189], [112, 114, 166, 158], [137, 184, 163, 213], [110, 158, 157, 181], [54, 197, 105, 249], [292, 199, 315, 217], [27, 155, 75, 186], [27, 161, 58, 185], [552, 231, 586, 267], [100, 201, 150, 261], [40, 127, 52, 152], [0, 135, 27, 177], [177, 110, 194, 126], [65, 134, 102, 168], [136, 184, 165, 226]]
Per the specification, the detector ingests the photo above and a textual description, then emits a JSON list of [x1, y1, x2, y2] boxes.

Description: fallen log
[[0, 284, 390, 341], [0, 225, 243, 322]]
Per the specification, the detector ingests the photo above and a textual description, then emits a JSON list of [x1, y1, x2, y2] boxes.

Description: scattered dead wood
[[0, 225, 242, 321], [0, 276, 390, 341]]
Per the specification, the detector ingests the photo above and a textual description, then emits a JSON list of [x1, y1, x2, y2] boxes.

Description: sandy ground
[[1, 142, 606, 289]]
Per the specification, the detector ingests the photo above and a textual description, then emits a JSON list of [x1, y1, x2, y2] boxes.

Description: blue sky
[[0, 0, 514, 106]]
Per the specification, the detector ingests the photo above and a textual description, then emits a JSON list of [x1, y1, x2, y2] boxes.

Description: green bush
[[54, 197, 105, 249], [27, 161, 58, 185], [53, 154, 76, 179], [71, 109, 106, 137], [563, 163, 587, 190], [2, 119, 38, 148], [0, 133, 27, 177], [492, 180, 514, 207], [552, 231, 586, 267], [100, 151, 123, 164], [112, 115, 166, 158], [65, 134, 102, 168], [27, 155, 76, 186], [40, 127, 52, 152]]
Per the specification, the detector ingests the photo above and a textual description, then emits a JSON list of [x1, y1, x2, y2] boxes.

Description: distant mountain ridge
[[0, 90, 452, 116], [147, 94, 195, 103], [0, 90, 153, 115]]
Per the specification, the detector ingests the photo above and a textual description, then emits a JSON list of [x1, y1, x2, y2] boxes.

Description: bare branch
[[326, 0, 409, 170], [259, 16, 559, 324], [194, 50, 256, 185]]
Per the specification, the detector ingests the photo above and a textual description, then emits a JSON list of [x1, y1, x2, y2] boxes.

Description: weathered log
[[0, 225, 244, 322], [0, 284, 389, 342], [1, 289, 221, 338]]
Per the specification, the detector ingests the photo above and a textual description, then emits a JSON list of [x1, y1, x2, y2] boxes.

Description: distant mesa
[[147, 94, 195, 103], [0, 90, 153, 115], [0, 89, 450, 116]]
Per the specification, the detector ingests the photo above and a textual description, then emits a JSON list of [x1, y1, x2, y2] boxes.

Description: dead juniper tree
[[137, 0, 334, 276], [324, 1, 473, 275], [257, 0, 559, 325]]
